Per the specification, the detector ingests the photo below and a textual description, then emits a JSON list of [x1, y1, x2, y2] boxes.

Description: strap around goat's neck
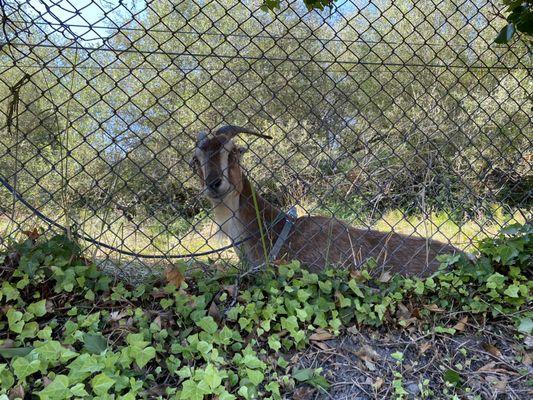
[[268, 206, 297, 262]]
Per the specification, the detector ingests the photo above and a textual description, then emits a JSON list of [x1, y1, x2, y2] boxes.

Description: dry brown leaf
[[292, 386, 316, 400], [424, 304, 445, 312], [354, 344, 380, 362], [165, 267, 185, 288], [223, 285, 237, 298], [378, 271, 392, 283], [309, 329, 334, 341], [8, 385, 24, 400], [477, 362, 517, 375], [208, 302, 221, 322], [373, 377, 384, 390], [419, 341, 432, 355], [347, 325, 359, 335], [153, 315, 162, 329], [42, 377, 52, 387], [482, 343, 503, 358], [523, 351, 532, 366], [453, 316, 468, 332], [312, 341, 330, 351], [22, 228, 40, 240], [396, 303, 411, 320], [485, 375, 508, 391]]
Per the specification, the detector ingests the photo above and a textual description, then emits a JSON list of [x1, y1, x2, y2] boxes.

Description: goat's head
[[190, 125, 271, 202]]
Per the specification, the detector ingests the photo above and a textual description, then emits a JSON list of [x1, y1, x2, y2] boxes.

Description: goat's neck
[[213, 175, 284, 244]]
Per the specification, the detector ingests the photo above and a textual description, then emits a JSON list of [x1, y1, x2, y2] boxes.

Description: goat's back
[[283, 216, 461, 276]]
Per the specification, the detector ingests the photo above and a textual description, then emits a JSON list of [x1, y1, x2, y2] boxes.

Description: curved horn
[[215, 125, 272, 140]]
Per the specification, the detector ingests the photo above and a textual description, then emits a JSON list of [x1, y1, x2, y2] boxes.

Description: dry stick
[[250, 183, 270, 270], [61, 47, 80, 242]]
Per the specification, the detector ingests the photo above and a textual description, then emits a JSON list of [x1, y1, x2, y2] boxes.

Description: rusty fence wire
[[0, 0, 531, 273]]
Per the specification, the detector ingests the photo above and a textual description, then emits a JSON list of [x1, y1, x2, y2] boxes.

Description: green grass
[[1, 204, 528, 264]]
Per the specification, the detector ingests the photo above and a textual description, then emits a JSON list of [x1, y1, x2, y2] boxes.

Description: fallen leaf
[[42, 377, 52, 387], [523, 351, 532, 366], [424, 304, 445, 312], [309, 329, 334, 341], [453, 316, 468, 332], [373, 377, 384, 390], [354, 345, 380, 363], [22, 228, 40, 240], [110, 310, 128, 321], [396, 303, 411, 320], [482, 343, 503, 358], [165, 267, 185, 288], [153, 315, 162, 329], [208, 302, 221, 322], [477, 362, 517, 375], [9, 385, 24, 400], [223, 285, 237, 298], [485, 375, 508, 391], [419, 342, 432, 355], [378, 271, 392, 283], [292, 386, 316, 400], [347, 325, 358, 335], [312, 341, 330, 351]]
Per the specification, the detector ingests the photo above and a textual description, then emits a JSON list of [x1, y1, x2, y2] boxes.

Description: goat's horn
[[215, 125, 272, 140]]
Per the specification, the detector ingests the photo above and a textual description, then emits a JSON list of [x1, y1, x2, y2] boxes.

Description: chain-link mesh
[[0, 0, 531, 276]]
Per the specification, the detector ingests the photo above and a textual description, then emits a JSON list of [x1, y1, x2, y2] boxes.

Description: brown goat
[[190, 125, 463, 276]]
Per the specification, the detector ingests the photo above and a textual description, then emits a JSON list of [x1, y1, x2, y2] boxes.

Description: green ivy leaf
[[203, 364, 222, 391], [246, 368, 264, 386], [83, 333, 108, 354], [91, 373, 115, 396], [37, 375, 71, 400], [443, 369, 462, 385], [12, 357, 40, 380], [27, 300, 47, 317], [196, 316, 218, 334]]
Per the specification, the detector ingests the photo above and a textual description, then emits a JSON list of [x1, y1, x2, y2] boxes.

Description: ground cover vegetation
[[0, 223, 530, 398]]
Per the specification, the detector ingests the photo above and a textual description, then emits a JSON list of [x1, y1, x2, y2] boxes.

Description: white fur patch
[[212, 192, 243, 242]]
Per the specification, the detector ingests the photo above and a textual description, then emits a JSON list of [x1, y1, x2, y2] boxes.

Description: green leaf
[[12, 357, 40, 380], [196, 316, 218, 334], [70, 383, 89, 397], [181, 378, 206, 400], [37, 375, 71, 400], [246, 368, 264, 386], [503, 284, 519, 298], [268, 335, 281, 351], [83, 333, 108, 354], [134, 346, 156, 368], [443, 369, 462, 385], [91, 373, 115, 396], [7, 309, 24, 334], [517, 317, 533, 335], [203, 364, 222, 391], [27, 300, 47, 317], [67, 354, 102, 383], [0, 347, 32, 358], [495, 23, 515, 44]]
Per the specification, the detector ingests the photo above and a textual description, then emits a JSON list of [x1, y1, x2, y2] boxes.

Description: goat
[[190, 125, 463, 276]]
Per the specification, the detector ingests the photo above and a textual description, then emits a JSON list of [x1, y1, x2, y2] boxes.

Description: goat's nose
[[207, 177, 222, 190]]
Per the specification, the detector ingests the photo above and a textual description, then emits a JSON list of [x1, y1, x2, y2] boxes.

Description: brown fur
[[192, 134, 463, 277]]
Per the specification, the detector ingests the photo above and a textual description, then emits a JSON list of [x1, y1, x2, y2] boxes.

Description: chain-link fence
[[0, 0, 531, 276]]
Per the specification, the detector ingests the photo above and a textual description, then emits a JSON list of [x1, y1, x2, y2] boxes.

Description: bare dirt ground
[[295, 323, 532, 400]]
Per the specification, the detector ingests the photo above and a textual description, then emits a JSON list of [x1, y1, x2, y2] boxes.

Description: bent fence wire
[[0, 0, 531, 274]]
